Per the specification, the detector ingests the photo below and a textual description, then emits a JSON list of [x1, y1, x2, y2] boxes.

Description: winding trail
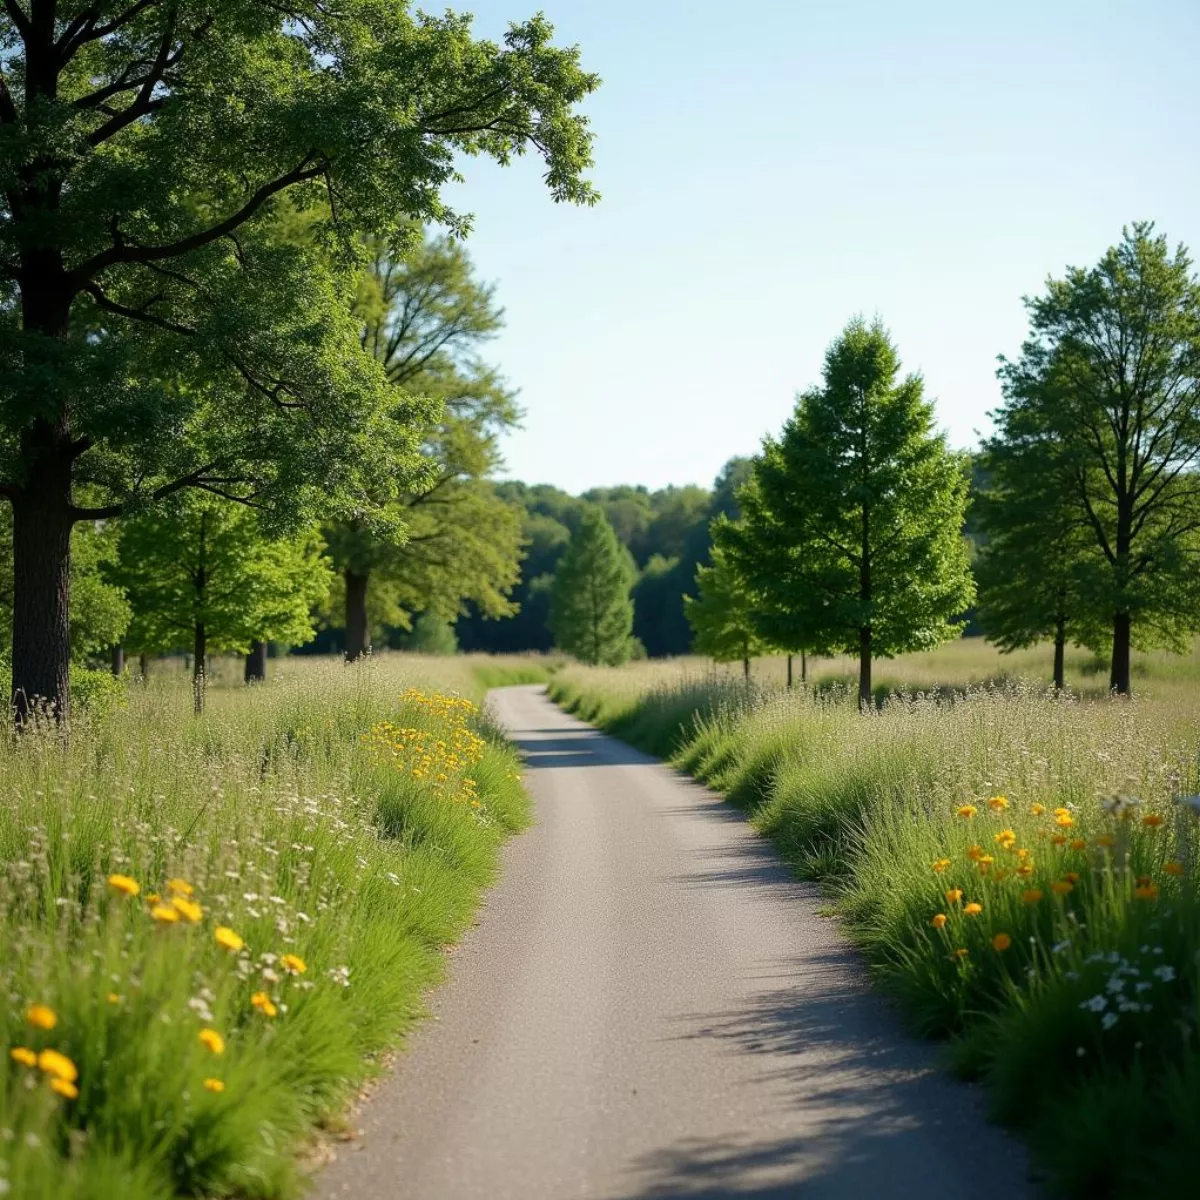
[[317, 685, 1030, 1199]]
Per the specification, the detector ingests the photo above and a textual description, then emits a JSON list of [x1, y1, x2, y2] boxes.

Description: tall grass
[[0, 655, 528, 1199], [550, 653, 1200, 1198]]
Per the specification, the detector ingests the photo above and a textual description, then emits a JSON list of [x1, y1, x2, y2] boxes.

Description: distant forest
[[457, 459, 751, 658]]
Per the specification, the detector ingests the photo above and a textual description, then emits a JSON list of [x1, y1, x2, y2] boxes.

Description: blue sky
[[442, 0, 1200, 494]]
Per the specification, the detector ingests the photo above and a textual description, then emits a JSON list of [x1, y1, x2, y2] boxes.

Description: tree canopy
[[0, 1, 598, 719]]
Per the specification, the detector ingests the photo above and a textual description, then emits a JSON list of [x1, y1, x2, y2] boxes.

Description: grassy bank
[[1, 655, 529, 1199], [550, 655, 1200, 1198]]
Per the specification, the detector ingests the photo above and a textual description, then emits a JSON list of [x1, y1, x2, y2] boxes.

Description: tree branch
[[82, 279, 195, 336], [58, 0, 162, 62], [3, 0, 30, 39], [69, 460, 221, 519], [70, 153, 325, 284]]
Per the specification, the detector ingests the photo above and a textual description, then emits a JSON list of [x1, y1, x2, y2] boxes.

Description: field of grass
[[550, 643, 1200, 1198], [0, 654, 531, 1199]]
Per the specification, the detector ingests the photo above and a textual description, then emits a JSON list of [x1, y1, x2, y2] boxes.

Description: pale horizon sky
[[441, 0, 1200, 495]]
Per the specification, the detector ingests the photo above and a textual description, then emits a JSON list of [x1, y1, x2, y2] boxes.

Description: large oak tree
[[0, 1, 597, 720]]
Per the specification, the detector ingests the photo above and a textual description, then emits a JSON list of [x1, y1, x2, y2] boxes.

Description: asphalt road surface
[[317, 684, 1030, 1200]]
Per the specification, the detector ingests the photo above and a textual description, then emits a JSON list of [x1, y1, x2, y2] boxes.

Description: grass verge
[[1, 656, 528, 1199], [549, 662, 1200, 1199]]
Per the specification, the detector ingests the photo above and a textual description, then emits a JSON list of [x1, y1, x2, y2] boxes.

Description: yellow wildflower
[[198, 1029, 225, 1055], [1142, 814, 1164, 828], [281, 954, 306, 975], [171, 896, 203, 923], [987, 796, 1009, 812], [945, 888, 963, 904], [964, 902, 983, 916], [37, 1049, 77, 1083], [150, 903, 179, 924], [250, 991, 277, 1018], [1164, 861, 1185, 876], [106, 993, 122, 1004], [1016, 864, 1034, 878], [1054, 807, 1071, 818], [931, 858, 951, 873], [50, 1078, 79, 1100], [967, 844, 986, 862], [1134, 883, 1160, 901], [956, 804, 977, 819], [167, 878, 195, 896], [145, 892, 160, 904], [952, 948, 969, 960], [991, 933, 1012, 951], [107, 874, 140, 898], [203, 1077, 225, 1093], [930, 913, 948, 929], [1030, 803, 1046, 816], [1022, 888, 1044, 904], [1051, 834, 1068, 847], [215, 926, 244, 953], [25, 1004, 57, 1030], [1051, 880, 1074, 896], [1016, 847, 1031, 860], [1069, 838, 1087, 851], [1055, 813, 1074, 828], [994, 829, 1016, 850], [9, 1047, 37, 1068]]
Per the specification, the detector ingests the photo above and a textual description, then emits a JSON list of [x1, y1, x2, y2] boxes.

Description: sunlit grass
[[550, 649, 1200, 1198], [0, 655, 529, 1199]]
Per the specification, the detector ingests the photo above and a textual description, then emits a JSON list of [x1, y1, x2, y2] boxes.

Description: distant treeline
[[455, 462, 750, 658]]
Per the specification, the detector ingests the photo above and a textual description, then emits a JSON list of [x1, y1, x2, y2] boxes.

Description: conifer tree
[[549, 507, 635, 665], [723, 318, 974, 709]]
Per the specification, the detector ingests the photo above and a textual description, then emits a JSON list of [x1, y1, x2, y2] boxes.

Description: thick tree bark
[[111, 645, 125, 677], [193, 623, 207, 714], [1053, 616, 1066, 692], [1110, 611, 1132, 696], [345, 570, 370, 661], [858, 627, 872, 712], [10, 427, 75, 725], [244, 640, 267, 683]]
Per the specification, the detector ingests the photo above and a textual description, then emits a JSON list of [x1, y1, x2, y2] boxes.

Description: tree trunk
[[244, 640, 267, 684], [111, 645, 125, 677], [345, 570, 370, 662], [1110, 611, 1131, 696], [1052, 616, 1066, 692], [786, 654, 793, 689], [801, 650, 808, 684], [139, 654, 149, 680], [193, 623, 207, 714], [858, 626, 872, 712], [10, 439, 75, 726], [742, 655, 750, 681]]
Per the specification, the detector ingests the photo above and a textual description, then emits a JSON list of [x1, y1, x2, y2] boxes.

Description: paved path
[[317, 685, 1030, 1200]]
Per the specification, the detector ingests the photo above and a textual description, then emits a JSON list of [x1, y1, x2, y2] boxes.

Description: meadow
[[0, 654, 544, 1200], [550, 640, 1200, 1198]]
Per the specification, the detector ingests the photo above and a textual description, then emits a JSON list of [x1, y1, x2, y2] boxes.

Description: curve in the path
[[317, 684, 1030, 1200]]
